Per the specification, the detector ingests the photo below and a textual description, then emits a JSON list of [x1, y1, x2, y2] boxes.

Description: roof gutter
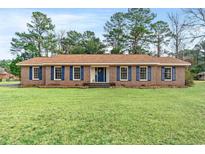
[[17, 62, 191, 66]]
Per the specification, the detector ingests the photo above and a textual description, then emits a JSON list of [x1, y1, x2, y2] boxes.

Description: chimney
[[123, 51, 129, 55], [104, 46, 112, 54]]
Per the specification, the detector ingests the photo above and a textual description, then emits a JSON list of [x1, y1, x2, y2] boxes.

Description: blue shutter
[[136, 66, 140, 81], [128, 66, 132, 81], [161, 66, 165, 81], [29, 66, 32, 80], [51, 66, 54, 80], [117, 66, 120, 81], [62, 66, 65, 80], [70, 66, 73, 80], [148, 66, 151, 81], [81, 66, 84, 80], [172, 66, 176, 81], [105, 68, 106, 82], [39, 66, 42, 80]]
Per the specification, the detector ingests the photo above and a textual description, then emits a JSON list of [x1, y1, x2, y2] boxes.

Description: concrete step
[[85, 83, 115, 88]]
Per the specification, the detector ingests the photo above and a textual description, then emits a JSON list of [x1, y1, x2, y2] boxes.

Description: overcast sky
[[0, 8, 183, 60]]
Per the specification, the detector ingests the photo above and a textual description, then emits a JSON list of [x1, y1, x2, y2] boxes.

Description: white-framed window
[[164, 67, 172, 81], [120, 66, 128, 81], [32, 67, 39, 80], [140, 66, 148, 81], [54, 66, 62, 80], [73, 66, 81, 80]]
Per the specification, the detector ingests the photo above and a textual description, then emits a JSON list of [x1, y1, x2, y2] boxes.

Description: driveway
[[0, 83, 20, 87]]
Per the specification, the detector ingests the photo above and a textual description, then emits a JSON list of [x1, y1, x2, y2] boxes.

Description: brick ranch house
[[17, 54, 191, 87]]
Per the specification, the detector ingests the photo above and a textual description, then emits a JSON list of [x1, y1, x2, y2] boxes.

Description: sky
[[0, 8, 183, 60]]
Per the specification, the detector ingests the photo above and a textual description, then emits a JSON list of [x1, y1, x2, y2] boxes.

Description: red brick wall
[[21, 65, 185, 87], [21, 66, 45, 86], [44, 66, 90, 86], [156, 66, 185, 86], [109, 65, 158, 87], [109, 65, 185, 87]]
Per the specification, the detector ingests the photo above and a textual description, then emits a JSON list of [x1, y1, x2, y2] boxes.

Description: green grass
[[0, 81, 20, 85], [0, 82, 205, 144]]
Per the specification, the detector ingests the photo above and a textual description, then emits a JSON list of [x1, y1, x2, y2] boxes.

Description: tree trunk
[[38, 42, 41, 57], [157, 36, 160, 57], [196, 52, 199, 65], [45, 50, 48, 57], [176, 37, 179, 58]]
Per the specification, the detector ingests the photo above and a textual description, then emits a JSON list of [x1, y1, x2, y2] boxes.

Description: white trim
[[90, 65, 109, 68], [54, 66, 62, 80], [106, 67, 109, 83], [120, 66, 128, 81], [90, 67, 93, 83], [159, 63, 190, 66], [32, 66, 39, 80], [139, 66, 148, 81], [17, 62, 191, 66], [73, 66, 81, 81], [164, 67, 172, 81], [16, 63, 191, 67], [18, 63, 158, 66], [90, 67, 108, 83]]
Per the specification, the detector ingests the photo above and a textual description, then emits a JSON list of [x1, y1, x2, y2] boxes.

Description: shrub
[[185, 69, 194, 86], [190, 64, 205, 74], [9, 56, 22, 77]]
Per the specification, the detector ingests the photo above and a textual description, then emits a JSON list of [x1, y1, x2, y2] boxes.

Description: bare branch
[[183, 8, 205, 40]]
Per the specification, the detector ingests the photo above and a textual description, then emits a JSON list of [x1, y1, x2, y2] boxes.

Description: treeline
[[10, 12, 105, 59], [10, 9, 172, 57], [1, 8, 205, 76]]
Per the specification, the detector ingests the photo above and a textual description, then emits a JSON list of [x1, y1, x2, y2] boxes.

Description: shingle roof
[[197, 72, 205, 75], [17, 54, 191, 66]]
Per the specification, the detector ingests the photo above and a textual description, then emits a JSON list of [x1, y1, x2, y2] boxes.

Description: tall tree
[[9, 55, 24, 77], [150, 21, 171, 57], [56, 30, 68, 54], [11, 11, 57, 57], [82, 31, 105, 54], [126, 8, 156, 54], [11, 32, 38, 57], [184, 9, 205, 40], [168, 13, 187, 58], [104, 12, 127, 54], [194, 41, 205, 64], [181, 48, 205, 74], [59, 30, 105, 54], [0, 60, 11, 72], [65, 30, 83, 54]]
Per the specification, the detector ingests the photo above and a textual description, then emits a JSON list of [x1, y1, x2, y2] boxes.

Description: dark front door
[[98, 67, 104, 82], [95, 67, 106, 82]]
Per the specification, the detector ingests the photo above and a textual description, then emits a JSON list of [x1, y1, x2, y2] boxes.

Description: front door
[[95, 67, 106, 82], [98, 67, 104, 82]]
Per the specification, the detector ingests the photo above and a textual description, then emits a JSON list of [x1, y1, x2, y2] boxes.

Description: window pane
[[55, 67, 62, 79], [74, 67, 81, 80], [121, 67, 128, 80], [140, 67, 147, 80], [165, 67, 171, 80], [33, 67, 39, 79]]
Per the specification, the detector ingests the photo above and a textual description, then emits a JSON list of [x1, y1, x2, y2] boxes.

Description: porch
[[90, 66, 110, 83]]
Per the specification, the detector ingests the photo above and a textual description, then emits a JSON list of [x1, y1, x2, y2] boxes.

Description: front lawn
[[0, 82, 205, 144]]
